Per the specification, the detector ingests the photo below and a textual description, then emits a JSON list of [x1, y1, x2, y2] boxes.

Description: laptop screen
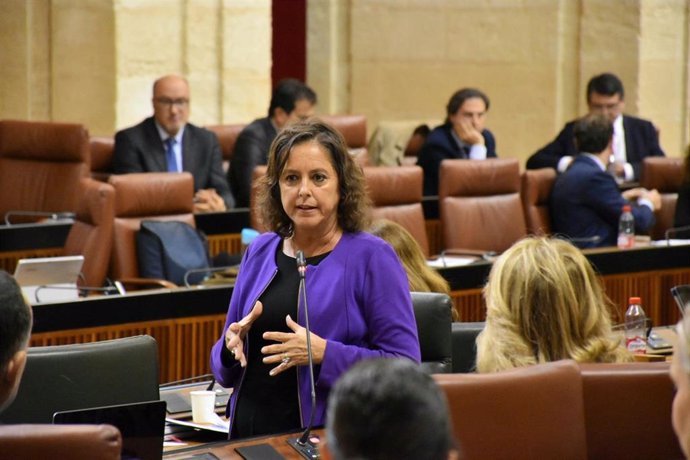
[[53, 400, 166, 460], [13, 255, 84, 303]]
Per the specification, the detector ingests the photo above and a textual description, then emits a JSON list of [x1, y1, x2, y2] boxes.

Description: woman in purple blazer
[[210, 120, 421, 439]]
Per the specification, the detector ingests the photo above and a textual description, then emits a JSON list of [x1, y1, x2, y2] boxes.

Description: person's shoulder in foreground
[[0, 270, 33, 413]]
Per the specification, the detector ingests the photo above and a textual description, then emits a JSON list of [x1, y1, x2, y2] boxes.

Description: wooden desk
[[26, 243, 690, 383], [164, 429, 331, 460]]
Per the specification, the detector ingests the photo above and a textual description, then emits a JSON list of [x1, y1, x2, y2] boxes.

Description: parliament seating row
[[435, 359, 683, 460]]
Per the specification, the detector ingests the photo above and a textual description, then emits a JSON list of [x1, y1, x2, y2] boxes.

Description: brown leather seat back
[[640, 157, 684, 240], [89, 136, 114, 182], [0, 424, 122, 460], [439, 158, 526, 252], [205, 124, 246, 171], [249, 165, 268, 232], [434, 360, 588, 460], [579, 361, 684, 460], [63, 178, 116, 288], [364, 166, 429, 256], [108, 172, 195, 280], [320, 114, 369, 166], [521, 167, 556, 235], [0, 120, 90, 221]]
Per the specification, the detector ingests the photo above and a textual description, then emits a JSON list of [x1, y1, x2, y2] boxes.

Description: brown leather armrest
[[0, 424, 122, 460]]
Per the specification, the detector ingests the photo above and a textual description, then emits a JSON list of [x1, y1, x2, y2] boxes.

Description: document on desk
[[651, 239, 690, 247], [166, 415, 229, 434], [426, 256, 477, 268]]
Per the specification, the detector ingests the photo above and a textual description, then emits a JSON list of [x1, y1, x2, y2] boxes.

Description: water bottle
[[624, 296, 647, 354], [617, 205, 635, 249]]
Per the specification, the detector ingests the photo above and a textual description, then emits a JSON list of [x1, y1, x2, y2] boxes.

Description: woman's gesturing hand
[[262, 314, 327, 377], [225, 301, 263, 367]]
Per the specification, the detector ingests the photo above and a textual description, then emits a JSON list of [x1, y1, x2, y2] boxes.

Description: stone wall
[[1, 0, 687, 161]]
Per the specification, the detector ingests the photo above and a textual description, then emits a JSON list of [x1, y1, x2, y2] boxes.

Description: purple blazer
[[210, 231, 421, 436]]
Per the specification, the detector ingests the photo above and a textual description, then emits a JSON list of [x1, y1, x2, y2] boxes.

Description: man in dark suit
[[113, 75, 234, 211], [416, 88, 497, 196], [550, 114, 661, 248], [527, 73, 665, 181], [228, 79, 317, 207]]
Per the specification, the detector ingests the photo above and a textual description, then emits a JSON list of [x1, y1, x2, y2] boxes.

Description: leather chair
[[0, 335, 160, 424], [364, 166, 429, 256], [0, 120, 90, 223], [439, 158, 527, 253], [249, 165, 268, 232], [451, 321, 485, 373], [521, 167, 556, 235], [434, 360, 588, 460], [0, 424, 122, 460], [412, 291, 453, 374], [63, 178, 115, 288], [89, 136, 114, 182], [108, 172, 195, 284], [640, 157, 684, 240], [320, 114, 369, 166], [205, 123, 246, 172], [579, 361, 683, 460]]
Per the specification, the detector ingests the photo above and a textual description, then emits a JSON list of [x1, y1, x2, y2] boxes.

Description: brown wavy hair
[[258, 119, 371, 236]]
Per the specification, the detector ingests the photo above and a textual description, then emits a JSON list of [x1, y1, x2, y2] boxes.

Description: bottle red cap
[[623, 205, 632, 212], [628, 297, 641, 304]]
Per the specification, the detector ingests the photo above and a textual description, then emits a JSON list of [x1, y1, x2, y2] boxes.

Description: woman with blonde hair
[[369, 219, 458, 320], [476, 236, 629, 373]]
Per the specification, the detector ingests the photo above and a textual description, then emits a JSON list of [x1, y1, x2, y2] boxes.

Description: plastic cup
[[190, 390, 216, 423]]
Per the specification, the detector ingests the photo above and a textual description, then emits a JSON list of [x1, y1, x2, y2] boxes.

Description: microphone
[[4, 210, 76, 225], [288, 250, 320, 459], [664, 225, 690, 244]]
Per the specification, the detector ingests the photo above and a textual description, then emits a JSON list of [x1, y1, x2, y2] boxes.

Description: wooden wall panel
[[207, 233, 242, 257], [29, 314, 227, 384]]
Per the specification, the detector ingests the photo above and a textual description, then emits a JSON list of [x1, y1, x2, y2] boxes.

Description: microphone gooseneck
[[289, 250, 320, 459]]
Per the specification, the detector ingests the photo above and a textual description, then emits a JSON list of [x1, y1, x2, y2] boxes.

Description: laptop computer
[[13, 255, 84, 303], [53, 400, 167, 460]]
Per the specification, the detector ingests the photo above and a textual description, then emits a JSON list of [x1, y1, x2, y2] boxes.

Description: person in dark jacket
[[228, 79, 317, 207], [417, 88, 497, 196], [527, 73, 665, 181]]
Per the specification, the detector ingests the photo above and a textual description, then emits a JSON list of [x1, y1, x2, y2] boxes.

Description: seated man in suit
[[527, 72, 665, 181], [417, 88, 497, 196], [113, 74, 234, 212], [0, 271, 32, 413], [550, 114, 661, 248], [326, 358, 458, 460], [228, 79, 317, 207]]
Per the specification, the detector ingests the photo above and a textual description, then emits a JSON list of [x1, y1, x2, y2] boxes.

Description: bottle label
[[626, 336, 647, 354], [617, 234, 635, 249]]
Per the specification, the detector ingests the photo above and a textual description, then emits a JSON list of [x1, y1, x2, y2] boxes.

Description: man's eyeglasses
[[155, 98, 189, 109]]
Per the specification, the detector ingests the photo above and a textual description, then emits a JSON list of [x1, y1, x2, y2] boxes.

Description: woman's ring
[[230, 348, 236, 359], [282, 355, 290, 365]]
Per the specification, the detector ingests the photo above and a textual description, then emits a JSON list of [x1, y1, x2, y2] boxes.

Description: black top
[[232, 247, 328, 438]]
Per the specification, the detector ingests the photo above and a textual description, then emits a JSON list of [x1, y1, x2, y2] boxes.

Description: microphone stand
[[287, 250, 320, 459]]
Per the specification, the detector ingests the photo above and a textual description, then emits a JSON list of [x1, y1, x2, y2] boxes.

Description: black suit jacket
[[416, 122, 497, 196], [113, 117, 234, 208], [526, 115, 665, 180], [227, 117, 277, 208]]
